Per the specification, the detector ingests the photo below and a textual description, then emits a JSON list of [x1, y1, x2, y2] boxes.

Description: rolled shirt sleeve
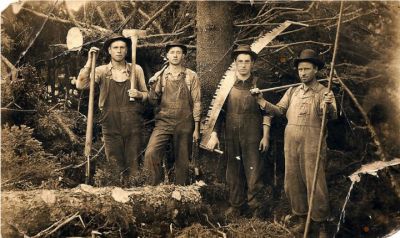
[[260, 87, 293, 117], [190, 72, 202, 122], [76, 66, 102, 90], [134, 64, 149, 102]]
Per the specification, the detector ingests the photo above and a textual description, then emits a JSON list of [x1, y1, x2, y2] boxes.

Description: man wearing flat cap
[[76, 34, 148, 181], [144, 40, 201, 185], [206, 44, 272, 218], [252, 49, 337, 237]]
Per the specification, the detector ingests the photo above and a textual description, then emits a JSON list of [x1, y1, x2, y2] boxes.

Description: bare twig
[[235, 7, 304, 25], [137, 42, 195, 49], [96, 6, 111, 29], [138, 8, 164, 33], [16, 2, 58, 66], [20, 7, 110, 33], [114, 2, 126, 21], [0, 108, 36, 113], [140, 1, 175, 30], [142, 31, 185, 40], [73, 143, 105, 168]]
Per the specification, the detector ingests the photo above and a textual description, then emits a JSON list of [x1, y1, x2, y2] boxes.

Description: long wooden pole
[[303, 2, 344, 237], [84, 51, 97, 184]]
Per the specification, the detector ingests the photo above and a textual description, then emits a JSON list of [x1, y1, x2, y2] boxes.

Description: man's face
[[235, 54, 253, 77], [166, 46, 185, 65], [298, 61, 317, 84], [108, 40, 128, 62]]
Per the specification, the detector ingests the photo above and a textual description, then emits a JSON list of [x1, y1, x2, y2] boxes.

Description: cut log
[[1, 182, 207, 237]]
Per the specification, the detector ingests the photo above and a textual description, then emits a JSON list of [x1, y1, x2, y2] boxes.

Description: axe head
[[122, 29, 147, 39]]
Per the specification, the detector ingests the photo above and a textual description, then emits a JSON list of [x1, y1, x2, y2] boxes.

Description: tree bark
[[196, 1, 233, 181], [196, 1, 233, 107], [1, 184, 206, 237]]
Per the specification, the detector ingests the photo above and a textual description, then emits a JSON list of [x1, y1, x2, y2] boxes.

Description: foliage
[[1, 124, 62, 190]]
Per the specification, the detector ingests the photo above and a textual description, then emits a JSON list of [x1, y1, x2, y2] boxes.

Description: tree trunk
[[196, 1, 233, 181], [1, 184, 207, 237]]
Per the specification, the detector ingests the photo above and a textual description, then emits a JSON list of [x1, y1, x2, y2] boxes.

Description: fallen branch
[[32, 212, 83, 238], [53, 112, 79, 144], [0, 108, 37, 113], [349, 158, 400, 182], [1, 54, 18, 81]]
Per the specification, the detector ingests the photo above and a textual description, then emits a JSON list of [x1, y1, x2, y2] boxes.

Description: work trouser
[[102, 110, 143, 177], [284, 125, 330, 221], [225, 114, 264, 209], [144, 117, 193, 185]]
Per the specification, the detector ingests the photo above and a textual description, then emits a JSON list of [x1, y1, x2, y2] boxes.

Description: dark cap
[[232, 44, 257, 61], [293, 49, 324, 70], [165, 40, 187, 55]]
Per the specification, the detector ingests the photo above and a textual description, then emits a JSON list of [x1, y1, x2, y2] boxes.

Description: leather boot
[[317, 222, 329, 238], [290, 216, 306, 234], [308, 221, 329, 238]]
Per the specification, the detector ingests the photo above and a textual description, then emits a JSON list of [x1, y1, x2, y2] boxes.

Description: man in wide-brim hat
[[251, 48, 337, 237], [206, 44, 272, 219], [76, 34, 148, 183], [144, 40, 201, 186]]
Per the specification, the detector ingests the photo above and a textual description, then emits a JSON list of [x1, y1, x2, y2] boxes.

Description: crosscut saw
[[200, 21, 305, 152]]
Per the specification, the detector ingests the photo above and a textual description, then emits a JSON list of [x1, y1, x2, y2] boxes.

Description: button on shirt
[[262, 82, 337, 127]]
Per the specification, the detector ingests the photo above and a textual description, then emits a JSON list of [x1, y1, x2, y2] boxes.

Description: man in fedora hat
[[205, 44, 272, 218], [251, 49, 337, 237], [144, 40, 201, 185], [76, 34, 148, 181]]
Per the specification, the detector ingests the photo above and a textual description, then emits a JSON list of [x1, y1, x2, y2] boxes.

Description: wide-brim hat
[[166, 40, 187, 55], [232, 44, 257, 61], [293, 49, 324, 70], [103, 34, 132, 51]]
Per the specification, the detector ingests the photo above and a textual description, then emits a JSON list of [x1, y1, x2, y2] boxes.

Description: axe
[[122, 29, 147, 101]]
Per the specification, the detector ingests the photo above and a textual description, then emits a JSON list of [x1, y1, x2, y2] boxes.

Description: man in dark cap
[[205, 44, 272, 218], [251, 49, 337, 237], [144, 40, 201, 185], [76, 34, 148, 181]]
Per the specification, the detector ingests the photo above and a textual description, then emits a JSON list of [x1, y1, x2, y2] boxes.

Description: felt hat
[[103, 34, 131, 51], [293, 49, 325, 70], [232, 44, 257, 61]]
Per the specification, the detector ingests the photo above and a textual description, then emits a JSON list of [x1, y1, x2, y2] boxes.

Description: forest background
[[1, 1, 400, 237]]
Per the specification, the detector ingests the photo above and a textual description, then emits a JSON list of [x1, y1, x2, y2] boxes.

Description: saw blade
[[200, 21, 293, 150]]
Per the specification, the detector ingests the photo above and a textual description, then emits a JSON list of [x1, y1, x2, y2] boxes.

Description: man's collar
[[300, 80, 319, 92], [106, 61, 130, 72], [165, 65, 186, 75], [235, 74, 253, 84]]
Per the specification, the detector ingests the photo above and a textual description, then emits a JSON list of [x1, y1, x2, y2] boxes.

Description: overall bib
[[225, 80, 264, 209], [284, 86, 330, 221], [101, 75, 143, 177], [145, 73, 194, 185]]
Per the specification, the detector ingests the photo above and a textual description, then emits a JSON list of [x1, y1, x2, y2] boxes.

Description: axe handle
[[84, 51, 96, 184], [130, 35, 138, 101]]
